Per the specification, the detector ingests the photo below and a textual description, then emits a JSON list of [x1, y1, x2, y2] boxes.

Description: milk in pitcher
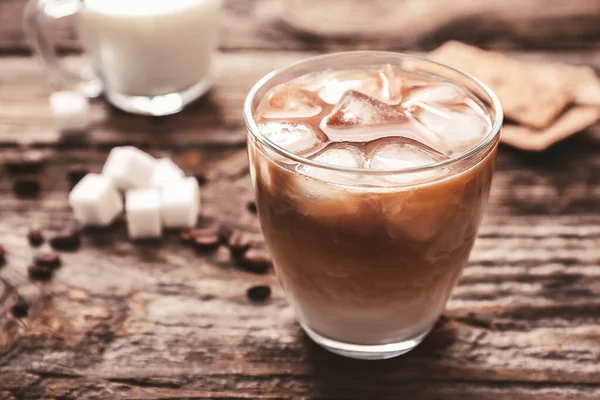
[[77, 0, 221, 97]]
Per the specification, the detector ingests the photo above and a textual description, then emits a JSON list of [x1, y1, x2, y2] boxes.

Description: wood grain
[[0, 89, 599, 399], [0, 52, 314, 148], [0, 50, 599, 149], [0, 140, 599, 399], [2, 0, 600, 54]]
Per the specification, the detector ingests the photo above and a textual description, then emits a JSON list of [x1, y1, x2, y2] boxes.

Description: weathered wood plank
[[1, 50, 600, 149], [0, 136, 599, 398], [0, 52, 311, 148], [1, 41, 600, 400], [2, 0, 600, 54], [9, 376, 600, 400]]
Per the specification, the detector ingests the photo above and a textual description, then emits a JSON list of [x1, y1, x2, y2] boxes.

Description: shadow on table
[[82, 220, 170, 263], [100, 89, 228, 140], [301, 317, 459, 399]]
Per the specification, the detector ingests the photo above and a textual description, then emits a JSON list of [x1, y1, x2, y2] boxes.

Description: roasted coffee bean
[[246, 201, 257, 214], [195, 173, 207, 186], [13, 179, 41, 198], [227, 231, 252, 259], [27, 227, 44, 247], [194, 232, 220, 251], [33, 250, 61, 269], [67, 165, 88, 186], [179, 228, 195, 246], [10, 298, 29, 318], [28, 264, 54, 282], [218, 225, 233, 245], [4, 151, 45, 175], [50, 229, 81, 251], [240, 248, 272, 274], [246, 285, 271, 302], [0, 244, 6, 267]]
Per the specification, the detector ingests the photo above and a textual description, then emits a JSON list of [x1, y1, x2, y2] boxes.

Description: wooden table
[[1, 1, 600, 398]]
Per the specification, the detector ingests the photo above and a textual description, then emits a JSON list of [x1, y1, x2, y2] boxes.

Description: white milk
[[77, 0, 221, 97]]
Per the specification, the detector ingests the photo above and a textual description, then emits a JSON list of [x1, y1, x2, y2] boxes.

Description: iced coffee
[[244, 53, 502, 359]]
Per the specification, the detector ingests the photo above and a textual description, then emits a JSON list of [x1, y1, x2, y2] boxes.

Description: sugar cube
[[125, 188, 162, 239], [50, 91, 90, 131], [160, 177, 200, 229], [151, 158, 185, 188], [102, 146, 157, 190], [68, 174, 123, 226], [126, 188, 162, 239]]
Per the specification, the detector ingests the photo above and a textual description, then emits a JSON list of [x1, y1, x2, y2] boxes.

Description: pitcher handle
[[23, 0, 102, 97]]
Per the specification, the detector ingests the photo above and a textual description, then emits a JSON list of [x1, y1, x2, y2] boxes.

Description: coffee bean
[[195, 173, 207, 186], [33, 250, 61, 269], [246, 201, 257, 214], [190, 228, 217, 236], [227, 231, 252, 259], [50, 229, 81, 251], [27, 227, 44, 247], [194, 232, 220, 251], [218, 225, 233, 245], [179, 228, 195, 246], [13, 179, 40, 198], [10, 298, 29, 318], [246, 285, 271, 302], [67, 165, 88, 186], [181, 228, 221, 250], [28, 264, 54, 282], [0, 244, 6, 267], [240, 248, 272, 274], [4, 151, 45, 175]]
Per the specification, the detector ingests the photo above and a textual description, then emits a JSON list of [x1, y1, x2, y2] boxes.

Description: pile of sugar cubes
[[68, 146, 200, 239]]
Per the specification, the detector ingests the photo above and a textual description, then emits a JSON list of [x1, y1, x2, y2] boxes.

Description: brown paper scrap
[[429, 41, 573, 129], [501, 106, 600, 151], [539, 63, 600, 106]]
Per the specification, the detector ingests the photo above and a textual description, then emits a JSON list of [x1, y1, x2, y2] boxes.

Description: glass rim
[[243, 51, 503, 175]]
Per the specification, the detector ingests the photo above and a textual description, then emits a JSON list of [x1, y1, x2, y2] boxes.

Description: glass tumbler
[[244, 52, 503, 360]]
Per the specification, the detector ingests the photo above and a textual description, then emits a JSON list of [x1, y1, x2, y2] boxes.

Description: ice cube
[[301, 70, 387, 105], [321, 91, 413, 142], [258, 122, 322, 155], [411, 104, 488, 154], [297, 144, 366, 183], [293, 144, 366, 219], [379, 64, 403, 104], [259, 86, 322, 119], [249, 146, 273, 190], [385, 185, 463, 242], [369, 141, 443, 170], [403, 83, 464, 106], [313, 144, 366, 168], [325, 91, 404, 126], [367, 141, 446, 184], [375, 143, 464, 241]]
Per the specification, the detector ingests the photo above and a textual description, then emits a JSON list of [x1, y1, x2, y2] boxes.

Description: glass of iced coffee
[[244, 52, 502, 360]]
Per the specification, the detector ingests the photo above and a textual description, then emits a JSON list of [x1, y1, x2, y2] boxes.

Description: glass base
[[301, 323, 432, 360], [105, 78, 212, 116]]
